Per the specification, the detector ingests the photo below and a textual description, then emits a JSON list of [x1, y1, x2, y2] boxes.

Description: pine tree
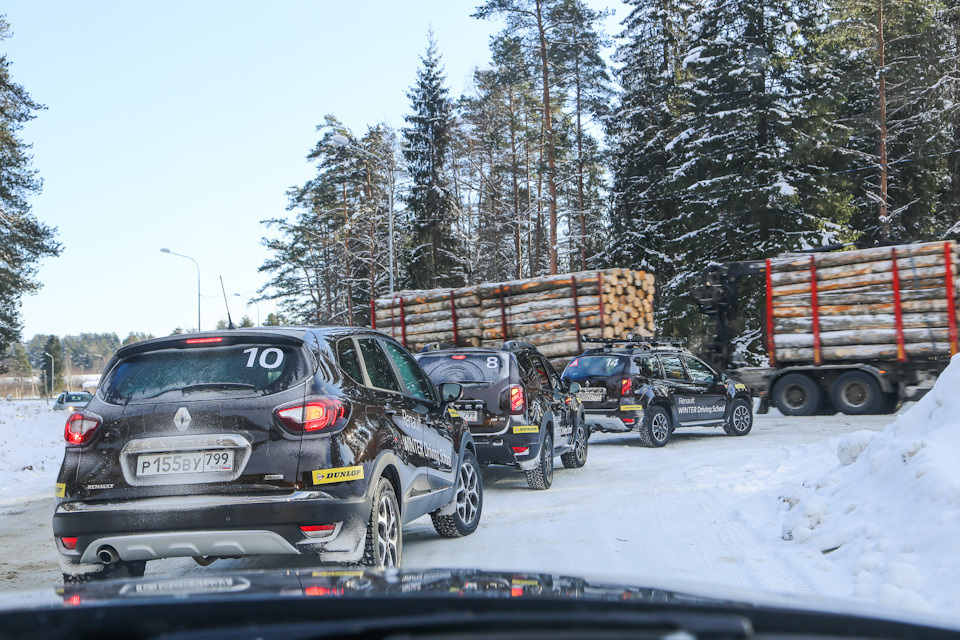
[[0, 16, 61, 355], [40, 335, 63, 396], [401, 35, 462, 290]]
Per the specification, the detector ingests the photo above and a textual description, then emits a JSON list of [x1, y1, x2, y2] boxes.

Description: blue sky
[[5, 0, 622, 340]]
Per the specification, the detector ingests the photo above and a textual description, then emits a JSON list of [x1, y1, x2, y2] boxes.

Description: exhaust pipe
[[97, 545, 119, 564]]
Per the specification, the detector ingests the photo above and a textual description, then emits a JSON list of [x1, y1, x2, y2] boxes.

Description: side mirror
[[567, 381, 582, 394], [439, 382, 463, 403]]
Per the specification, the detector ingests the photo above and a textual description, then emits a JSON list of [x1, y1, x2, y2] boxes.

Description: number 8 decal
[[486, 356, 499, 368]]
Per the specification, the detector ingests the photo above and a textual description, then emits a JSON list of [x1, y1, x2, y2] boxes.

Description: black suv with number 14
[[561, 337, 753, 447], [53, 328, 482, 581]]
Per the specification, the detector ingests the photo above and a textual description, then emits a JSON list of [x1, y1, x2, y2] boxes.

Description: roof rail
[[581, 334, 688, 351], [420, 342, 459, 353], [502, 340, 537, 352]]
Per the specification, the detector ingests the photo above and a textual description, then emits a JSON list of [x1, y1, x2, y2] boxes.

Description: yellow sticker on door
[[55, 483, 66, 498], [513, 425, 539, 434], [311, 466, 364, 485], [447, 407, 460, 418]]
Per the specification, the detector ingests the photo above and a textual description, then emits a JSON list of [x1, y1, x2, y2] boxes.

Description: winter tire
[[431, 450, 483, 537], [525, 431, 554, 490], [639, 405, 671, 447], [362, 478, 402, 569], [561, 421, 588, 468], [772, 373, 822, 416], [723, 398, 753, 436], [832, 371, 882, 415]]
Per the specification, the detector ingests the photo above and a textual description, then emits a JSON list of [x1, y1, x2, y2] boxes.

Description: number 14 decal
[[242, 347, 284, 369]]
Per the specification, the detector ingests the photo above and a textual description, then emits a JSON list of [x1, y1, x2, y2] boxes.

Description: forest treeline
[[260, 0, 960, 354]]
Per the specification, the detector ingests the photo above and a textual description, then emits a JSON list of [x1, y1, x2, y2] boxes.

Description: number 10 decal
[[243, 347, 284, 369]]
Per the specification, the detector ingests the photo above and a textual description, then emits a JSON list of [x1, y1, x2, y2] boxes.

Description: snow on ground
[[0, 400, 66, 513], [0, 388, 958, 625], [777, 354, 960, 614]]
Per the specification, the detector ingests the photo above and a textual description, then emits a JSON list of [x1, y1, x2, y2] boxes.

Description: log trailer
[[693, 241, 958, 415]]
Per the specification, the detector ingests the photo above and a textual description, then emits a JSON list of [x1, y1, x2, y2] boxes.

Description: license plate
[[578, 388, 606, 403], [137, 450, 234, 476], [458, 410, 479, 422]]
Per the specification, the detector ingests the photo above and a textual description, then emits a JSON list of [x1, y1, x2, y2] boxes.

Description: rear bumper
[[473, 436, 543, 471], [53, 491, 371, 566], [583, 408, 643, 433]]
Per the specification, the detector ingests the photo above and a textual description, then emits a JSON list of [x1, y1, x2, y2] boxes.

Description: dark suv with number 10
[[53, 328, 482, 581]]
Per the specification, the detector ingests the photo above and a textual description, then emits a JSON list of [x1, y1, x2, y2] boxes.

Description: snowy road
[[0, 407, 892, 601]]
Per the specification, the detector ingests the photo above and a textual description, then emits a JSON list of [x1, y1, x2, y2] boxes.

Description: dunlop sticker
[[734, 383, 748, 391], [513, 425, 539, 434], [312, 570, 364, 578], [447, 407, 460, 418], [511, 578, 539, 586], [311, 466, 364, 485], [620, 405, 644, 412], [55, 483, 66, 498]]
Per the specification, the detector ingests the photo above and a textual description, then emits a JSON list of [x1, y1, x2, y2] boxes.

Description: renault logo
[[173, 407, 192, 431]]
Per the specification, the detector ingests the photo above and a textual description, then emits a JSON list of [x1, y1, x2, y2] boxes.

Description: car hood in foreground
[[1, 567, 958, 640]]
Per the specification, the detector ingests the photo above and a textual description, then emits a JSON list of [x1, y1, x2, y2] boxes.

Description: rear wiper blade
[[181, 383, 256, 393]]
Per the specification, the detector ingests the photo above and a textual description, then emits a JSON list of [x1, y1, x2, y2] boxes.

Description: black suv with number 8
[[53, 328, 482, 581]]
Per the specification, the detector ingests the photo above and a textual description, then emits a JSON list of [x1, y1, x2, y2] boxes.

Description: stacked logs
[[767, 241, 960, 363], [372, 269, 655, 367]]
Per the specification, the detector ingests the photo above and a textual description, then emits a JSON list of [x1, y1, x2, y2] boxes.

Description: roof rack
[[420, 342, 460, 352], [581, 334, 689, 351], [502, 340, 537, 352]]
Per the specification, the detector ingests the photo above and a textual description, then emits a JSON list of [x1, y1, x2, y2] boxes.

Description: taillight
[[509, 385, 525, 414], [621, 377, 633, 397], [511, 446, 529, 455], [61, 537, 78, 550], [300, 524, 338, 538], [275, 397, 347, 432], [184, 336, 223, 344], [64, 412, 100, 446]]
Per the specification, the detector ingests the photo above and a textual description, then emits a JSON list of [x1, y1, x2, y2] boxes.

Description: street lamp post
[[330, 134, 396, 293], [160, 248, 201, 331], [43, 351, 54, 403], [234, 294, 261, 326]]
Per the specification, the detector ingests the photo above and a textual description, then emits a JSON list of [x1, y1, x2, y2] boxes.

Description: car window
[[336, 338, 364, 384], [684, 356, 716, 384], [527, 353, 551, 389], [637, 357, 661, 379], [563, 356, 626, 379], [381, 340, 434, 401], [100, 343, 311, 403], [418, 352, 509, 385], [658, 355, 687, 381], [356, 338, 402, 393], [537, 355, 563, 392]]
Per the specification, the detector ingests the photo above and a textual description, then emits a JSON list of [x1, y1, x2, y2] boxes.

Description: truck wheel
[[832, 371, 882, 415], [880, 391, 901, 414], [639, 405, 671, 448], [772, 374, 822, 416], [723, 398, 753, 436], [431, 450, 483, 537], [362, 478, 402, 569], [561, 423, 588, 468], [525, 432, 554, 490]]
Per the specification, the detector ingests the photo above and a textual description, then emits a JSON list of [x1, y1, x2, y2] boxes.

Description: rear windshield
[[63, 393, 91, 403], [563, 355, 626, 379], [418, 353, 510, 386], [100, 343, 310, 403]]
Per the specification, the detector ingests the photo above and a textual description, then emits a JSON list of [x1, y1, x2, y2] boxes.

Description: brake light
[[305, 586, 343, 596], [299, 524, 338, 539], [61, 537, 78, 550], [621, 377, 632, 397], [452, 354, 467, 360], [511, 446, 529, 455], [64, 412, 101, 445], [185, 336, 223, 344], [275, 397, 347, 432], [509, 385, 525, 414]]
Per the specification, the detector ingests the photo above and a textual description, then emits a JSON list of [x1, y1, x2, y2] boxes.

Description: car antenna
[[220, 276, 236, 329]]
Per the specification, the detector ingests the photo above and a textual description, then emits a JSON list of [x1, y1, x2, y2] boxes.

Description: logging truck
[[693, 240, 959, 416]]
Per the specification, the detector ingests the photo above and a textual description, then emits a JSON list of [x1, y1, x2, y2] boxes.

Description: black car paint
[[563, 348, 752, 436], [54, 327, 475, 567], [416, 347, 582, 471]]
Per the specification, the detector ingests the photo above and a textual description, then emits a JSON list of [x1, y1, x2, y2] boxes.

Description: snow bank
[[780, 354, 960, 613], [0, 401, 66, 511]]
